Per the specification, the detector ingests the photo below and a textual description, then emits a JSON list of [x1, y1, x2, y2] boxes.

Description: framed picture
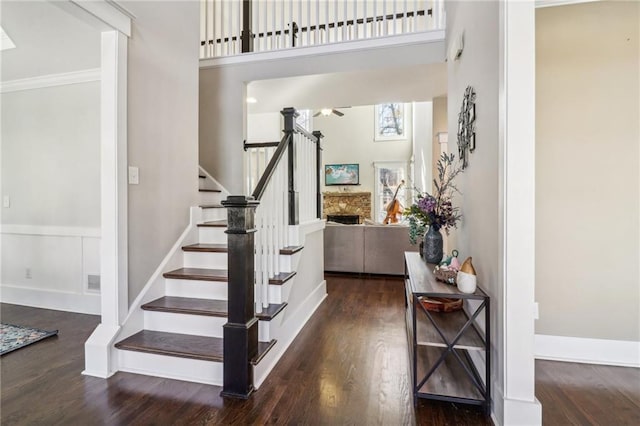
[[374, 103, 407, 141], [324, 164, 360, 185]]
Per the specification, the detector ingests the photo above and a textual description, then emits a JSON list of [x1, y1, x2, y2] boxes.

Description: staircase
[[113, 179, 299, 386], [110, 108, 325, 396]]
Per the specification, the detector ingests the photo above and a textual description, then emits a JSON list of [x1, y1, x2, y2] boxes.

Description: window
[[374, 161, 408, 223], [296, 109, 312, 132], [375, 103, 406, 141]]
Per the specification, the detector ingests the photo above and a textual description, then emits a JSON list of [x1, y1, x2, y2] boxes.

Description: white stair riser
[[183, 251, 227, 269], [199, 191, 224, 205], [279, 252, 301, 272], [268, 279, 294, 304], [201, 208, 226, 222], [165, 279, 228, 300], [117, 349, 223, 386], [143, 311, 226, 338], [257, 307, 286, 341], [198, 227, 227, 244], [199, 179, 222, 191]]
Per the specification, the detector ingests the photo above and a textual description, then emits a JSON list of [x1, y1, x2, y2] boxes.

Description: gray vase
[[423, 225, 443, 264]]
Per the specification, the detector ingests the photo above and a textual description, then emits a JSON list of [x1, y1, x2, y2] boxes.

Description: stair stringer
[[107, 207, 202, 375], [253, 219, 328, 388]]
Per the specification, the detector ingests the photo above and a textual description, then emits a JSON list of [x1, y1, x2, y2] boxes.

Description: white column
[[84, 29, 128, 379], [499, 1, 541, 424]]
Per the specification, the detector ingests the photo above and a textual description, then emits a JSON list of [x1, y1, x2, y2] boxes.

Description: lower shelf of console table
[[404, 252, 491, 414]]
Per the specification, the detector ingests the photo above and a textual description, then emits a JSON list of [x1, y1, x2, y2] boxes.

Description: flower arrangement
[[405, 153, 463, 244]]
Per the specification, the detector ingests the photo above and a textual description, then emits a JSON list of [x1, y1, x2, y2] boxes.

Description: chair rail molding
[[0, 69, 100, 94]]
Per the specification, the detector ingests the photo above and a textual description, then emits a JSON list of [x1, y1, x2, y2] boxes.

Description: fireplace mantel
[[322, 191, 372, 224]]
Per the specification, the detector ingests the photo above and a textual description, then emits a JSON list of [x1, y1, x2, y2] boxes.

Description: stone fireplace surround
[[322, 191, 372, 224]]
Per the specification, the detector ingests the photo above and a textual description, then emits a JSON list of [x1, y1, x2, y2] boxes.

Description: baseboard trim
[[535, 334, 640, 368], [0, 284, 100, 315]]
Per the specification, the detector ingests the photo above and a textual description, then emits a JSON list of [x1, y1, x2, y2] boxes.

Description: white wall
[[200, 39, 445, 194], [446, 0, 504, 416], [1, 81, 101, 314], [412, 101, 433, 194], [247, 112, 282, 142], [314, 104, 413, 220], [1, 83, 101, 226], [122, 0, 200, 304], [536, 2, 639, 343]]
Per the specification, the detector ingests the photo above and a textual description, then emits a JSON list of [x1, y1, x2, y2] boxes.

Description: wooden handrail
[[251, 133, 291, 201], [244, 140, 281, 151]]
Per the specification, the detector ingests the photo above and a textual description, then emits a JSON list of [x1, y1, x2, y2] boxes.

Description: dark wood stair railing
[[221, 107, 322, 399]]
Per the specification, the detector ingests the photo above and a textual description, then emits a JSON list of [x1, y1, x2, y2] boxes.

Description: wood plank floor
[[1, 275, 638, 425]]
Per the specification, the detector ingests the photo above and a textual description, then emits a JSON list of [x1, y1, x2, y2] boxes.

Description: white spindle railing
[[245, 121, 320, 312], [294, 129, 318, 223], [249, 146, 290, 312], [201, 0, 445, 59]]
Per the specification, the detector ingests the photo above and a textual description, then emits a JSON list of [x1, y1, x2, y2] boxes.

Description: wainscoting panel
[[0, 226, 101, 314]]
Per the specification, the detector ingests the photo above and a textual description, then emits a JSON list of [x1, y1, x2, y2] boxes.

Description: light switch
[[3, 196, 10, 208], [128, 166, 139, 185]]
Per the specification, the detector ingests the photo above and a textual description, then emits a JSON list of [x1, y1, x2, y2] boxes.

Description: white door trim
[[498, 1, 542, 425]]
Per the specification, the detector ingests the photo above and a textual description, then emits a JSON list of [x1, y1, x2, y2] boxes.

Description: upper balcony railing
[[200, 0, 445, 59]]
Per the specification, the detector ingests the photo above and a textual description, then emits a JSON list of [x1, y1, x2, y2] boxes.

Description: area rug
[[0, 323, 58, 355]]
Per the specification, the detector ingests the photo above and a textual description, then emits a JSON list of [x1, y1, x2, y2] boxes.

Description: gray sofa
[[324, 222, 419, 275]]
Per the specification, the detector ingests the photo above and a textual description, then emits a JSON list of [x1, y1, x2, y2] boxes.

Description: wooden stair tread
[[197, 220, 227, 228], [253, 340, 277, 366], [115, 330, 276, 365], [142, 296, 227, 317], [142, 296, 287, 320], [115, 330, 223, 362], [280, 245, 304, 255], [199, 189, 222, 193], [163, 268, 228, 282], [182, 243, 228, 253], [269, 271, 296, 285], [255, 303, 288, 321], [200, 204, 225, 209]]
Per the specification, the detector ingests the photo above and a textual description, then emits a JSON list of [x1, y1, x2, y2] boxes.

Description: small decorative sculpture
[[457, 256, 477, 294], [449, 250, 461, 271]]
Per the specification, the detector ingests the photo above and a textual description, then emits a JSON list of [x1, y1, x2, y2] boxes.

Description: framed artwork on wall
[[374, 103, 407, 141]]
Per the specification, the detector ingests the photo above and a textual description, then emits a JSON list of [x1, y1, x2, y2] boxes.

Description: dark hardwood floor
[[1, 275, 637, 425], [536, 359, 640, 425]]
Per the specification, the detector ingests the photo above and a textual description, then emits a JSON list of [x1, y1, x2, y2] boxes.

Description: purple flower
[[418, 195, 436, 213]]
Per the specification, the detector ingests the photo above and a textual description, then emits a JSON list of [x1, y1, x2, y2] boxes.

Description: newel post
[[282, 107, 299, 225], [220, 195, 259, 399], [312, 130, 324, 219]]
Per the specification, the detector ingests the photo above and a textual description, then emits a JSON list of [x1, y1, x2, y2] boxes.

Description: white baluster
[[372, 0, 377, 37], [342, 0, 347, 41], [283, 150, 289, 247], [353, 0, 357, 40], [264, 0, 269, 51], [289, 0, 293, 48], [314, 0, 319, 45]]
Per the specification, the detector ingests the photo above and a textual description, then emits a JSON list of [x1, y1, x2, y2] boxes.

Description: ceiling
[[247, 62, 447, 114], [0, 0, 100, 82]]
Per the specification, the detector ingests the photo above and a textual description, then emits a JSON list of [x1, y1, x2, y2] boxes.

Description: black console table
[[404, 252, 491, 414]]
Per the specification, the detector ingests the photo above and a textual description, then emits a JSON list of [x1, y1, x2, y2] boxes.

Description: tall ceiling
[[247, 62, 447, 114], [0, 0, 100, 82]]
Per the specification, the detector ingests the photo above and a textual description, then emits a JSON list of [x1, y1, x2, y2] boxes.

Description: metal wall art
[[457, 86, 476, 169]]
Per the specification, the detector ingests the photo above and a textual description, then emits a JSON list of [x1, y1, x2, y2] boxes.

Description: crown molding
[[0, 68, 100, 93], [535, 0, 600, 8]]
